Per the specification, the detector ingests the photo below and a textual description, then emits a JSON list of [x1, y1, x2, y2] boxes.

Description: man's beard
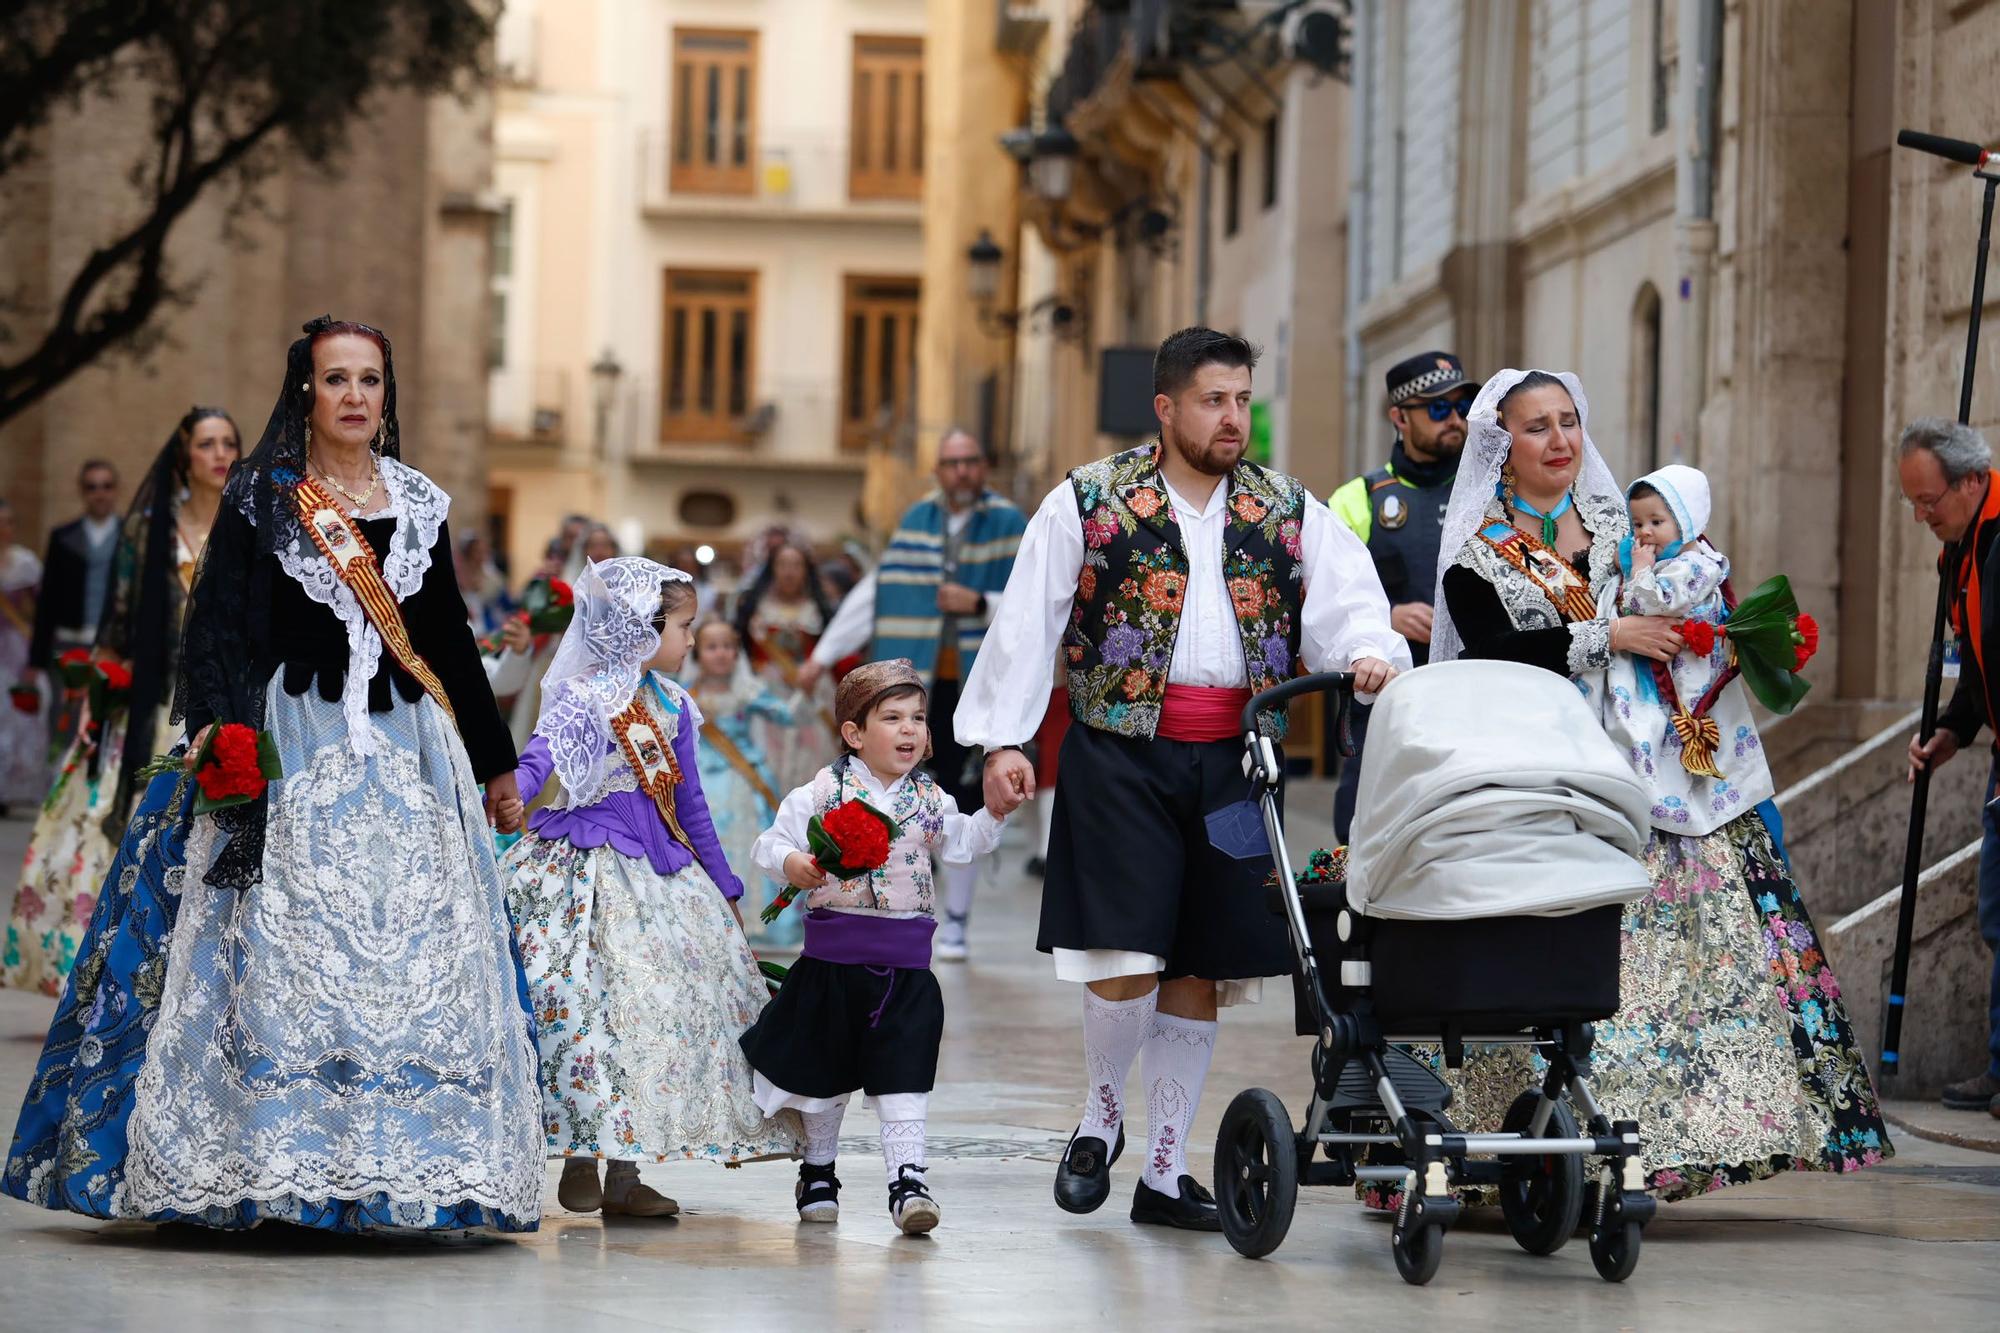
[[1165, 422, 1244, 477], [943, 483, 980, 508]]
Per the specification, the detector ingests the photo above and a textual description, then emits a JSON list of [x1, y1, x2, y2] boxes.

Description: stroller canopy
[[1345, 659, 1652, 921]]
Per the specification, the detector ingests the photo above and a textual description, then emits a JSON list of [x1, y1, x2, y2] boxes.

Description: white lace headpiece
[[538, 555, 694, 808], [1430, 369, 1621, 665]]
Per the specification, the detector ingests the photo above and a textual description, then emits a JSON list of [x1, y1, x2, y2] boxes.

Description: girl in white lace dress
[[497, 558, 799, 1219], [123, 319, 543, 1233]]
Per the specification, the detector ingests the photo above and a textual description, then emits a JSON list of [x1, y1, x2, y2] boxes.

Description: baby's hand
[[1630, 542, 1657, 571], [783, 851, 829, 891]]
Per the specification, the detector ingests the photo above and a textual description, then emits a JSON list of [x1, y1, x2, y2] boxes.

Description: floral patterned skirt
[[503, 833, 801, 1164], [1362, 810, 1890, 1206], [3, 708, 131, 995]]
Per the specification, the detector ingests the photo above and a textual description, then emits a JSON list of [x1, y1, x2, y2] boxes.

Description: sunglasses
[[82, 481, 117, 492], [1418, 395, 1476, 423]]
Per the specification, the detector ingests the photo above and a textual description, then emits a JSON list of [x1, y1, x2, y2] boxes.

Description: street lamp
[[1029, 125, 1079, 204], [967, 230, 1004, 305], [590, 347, 623, 455]]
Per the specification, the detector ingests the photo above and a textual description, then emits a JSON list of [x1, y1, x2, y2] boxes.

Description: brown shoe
[[558, 1158, 603, 1213], [1941, 1071, 2000, 1111], [602, 1181, 680, 1218]]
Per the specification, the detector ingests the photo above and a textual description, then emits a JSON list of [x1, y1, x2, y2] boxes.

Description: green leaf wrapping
[[1724, 575, 1812, 714]]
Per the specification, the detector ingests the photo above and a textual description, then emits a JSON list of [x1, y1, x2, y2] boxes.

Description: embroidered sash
[[291, 474, 455, 724], [610, 692, 695, 853], [1480, 524, 1597, 623], [700, 715, 781, 810], [0, 588, 32, 637], [753, 630, 840, 738]]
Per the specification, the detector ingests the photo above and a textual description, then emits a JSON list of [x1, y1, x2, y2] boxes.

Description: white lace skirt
[[124, 684, 545, 1229], [503, 832, 801, 1163]]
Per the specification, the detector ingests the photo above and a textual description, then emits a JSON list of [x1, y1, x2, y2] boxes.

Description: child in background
[[685, 619, 802, 949], [1600, 464, 1775, 832], [496, 557, 798, 1220], [740, 660, 1008, 1235]]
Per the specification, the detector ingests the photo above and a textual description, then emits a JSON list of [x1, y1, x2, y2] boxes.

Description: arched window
[[1631, 283, 1663, 471]]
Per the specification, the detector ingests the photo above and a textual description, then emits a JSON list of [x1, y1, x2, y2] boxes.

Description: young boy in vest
[[741, 659, 1009, 1234]]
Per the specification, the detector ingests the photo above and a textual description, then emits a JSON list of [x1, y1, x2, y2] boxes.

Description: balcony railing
[[638, 129, 921, 219]]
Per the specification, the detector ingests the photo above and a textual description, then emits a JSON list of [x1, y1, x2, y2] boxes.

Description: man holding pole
[[1900, 418, 2000, 1117]]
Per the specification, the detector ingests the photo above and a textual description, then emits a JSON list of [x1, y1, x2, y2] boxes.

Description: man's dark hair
[[1153, 327, 1260, 398], [78, 458, 117, 483]]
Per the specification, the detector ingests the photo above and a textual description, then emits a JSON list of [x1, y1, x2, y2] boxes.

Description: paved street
[[2, 787, 1998, 1331]]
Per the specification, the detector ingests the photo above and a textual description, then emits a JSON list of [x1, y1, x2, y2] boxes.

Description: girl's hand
[[1610, 616, 1684, 662], [500, 616, 533, 655], [493, 797, 527, 833], [783, 851, 828, 891], [184, 723, 215, 769], [484, 771, 524, 829]]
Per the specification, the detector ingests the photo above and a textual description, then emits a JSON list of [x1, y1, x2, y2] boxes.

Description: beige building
[[0, 83, 495, 545], [488, 0, 928, 574]]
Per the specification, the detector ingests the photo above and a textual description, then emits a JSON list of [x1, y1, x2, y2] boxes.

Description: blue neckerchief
[[645, 672, 681, 720]]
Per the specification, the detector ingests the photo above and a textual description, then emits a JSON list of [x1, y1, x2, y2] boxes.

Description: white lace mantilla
[[245, 458, 450, 758]]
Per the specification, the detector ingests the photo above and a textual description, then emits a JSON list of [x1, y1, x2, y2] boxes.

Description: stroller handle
[[1241, 671, 1356, 734]]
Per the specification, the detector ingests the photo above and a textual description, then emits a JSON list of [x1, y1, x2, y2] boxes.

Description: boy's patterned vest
[[803, 756, 953, 916], [1064, 442, 1307, 739]]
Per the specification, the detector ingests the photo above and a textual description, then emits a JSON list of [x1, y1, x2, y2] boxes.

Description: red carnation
[[194, 722, 274, 803], [1792, 613, 1820, 672], [1674, 619, 1718, 656], [819, 799, 893, 871], [549, 579, 575, 608], [8, 684, 37, 715], [57, 648, 91, 668], [95, 661, 133, 691]]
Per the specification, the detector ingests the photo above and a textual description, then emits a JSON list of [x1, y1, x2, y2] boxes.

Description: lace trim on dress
[[1567, 619, 1613, 676]]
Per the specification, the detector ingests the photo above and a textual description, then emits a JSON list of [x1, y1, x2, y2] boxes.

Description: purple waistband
[[801, 908, 936, 969]]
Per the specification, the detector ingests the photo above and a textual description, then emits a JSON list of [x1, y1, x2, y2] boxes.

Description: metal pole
[[1882, 169, 1998, 1074]]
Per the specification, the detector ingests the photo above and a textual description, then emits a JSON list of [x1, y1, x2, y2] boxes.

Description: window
[[488, 200, 514, 371], [661, 269, 757, 441], [1632, 283, 1664, 469], [1262, 114, 1280, 210], [1224, 148, 1241, 237], [849, 35, 924, 200], [839, 275, 920, 450], [671, 28, 757, 195]]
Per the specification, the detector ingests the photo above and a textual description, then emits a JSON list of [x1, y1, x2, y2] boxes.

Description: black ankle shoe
[[888, 1164, 940, 1235], [796, 1161, 840, 1222], [1053, 1124, 1125, 1215], [1130, 1175, 1221, 1232]]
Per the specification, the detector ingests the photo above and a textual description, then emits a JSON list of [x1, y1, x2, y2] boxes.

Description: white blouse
[[751, 760, 1005, 884], [954, 474, 1409, 748]]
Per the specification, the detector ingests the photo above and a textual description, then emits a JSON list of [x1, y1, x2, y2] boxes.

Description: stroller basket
[[1218, 670, 1655, 1287]]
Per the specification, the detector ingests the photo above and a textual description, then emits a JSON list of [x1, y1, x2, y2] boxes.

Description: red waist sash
[[1156, 684, 1254, 743]]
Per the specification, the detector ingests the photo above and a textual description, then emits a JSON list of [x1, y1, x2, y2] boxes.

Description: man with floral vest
[[958, 327, 1407, 1231]]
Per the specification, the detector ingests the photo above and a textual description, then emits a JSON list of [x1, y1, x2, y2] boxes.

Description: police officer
[[1327, 350, 1473, 842]]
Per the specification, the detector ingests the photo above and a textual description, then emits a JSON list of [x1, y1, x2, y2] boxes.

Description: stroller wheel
[[1590, 1219, 1643, 1282], [1391, 1211, 1444, 1285], [1214, 1089, 1300, 1259], [1498, 1091, 1584, 1256]]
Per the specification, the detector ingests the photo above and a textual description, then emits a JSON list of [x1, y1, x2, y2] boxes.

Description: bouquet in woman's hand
[[1672, 574, 1817, 715], [480, 577, 575, 654], [88, 660, 132, 727], [759, 798, 901, 924], [54, 647, 95, 693], [136, 722, 284, 814], [8, 681, 38, 715]]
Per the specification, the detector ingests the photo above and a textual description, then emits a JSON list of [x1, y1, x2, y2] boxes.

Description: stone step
[[1824, 838, 1990, 1099], [1881, 1099, 2000, 1154]]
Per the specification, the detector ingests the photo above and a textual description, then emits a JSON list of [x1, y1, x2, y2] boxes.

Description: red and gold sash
[[610, 691, 695, 853], [292, 474, 455, 724], [1480, 525, 1597, 623]]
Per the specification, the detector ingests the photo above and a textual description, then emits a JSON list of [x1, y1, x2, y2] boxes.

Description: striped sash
[[292, 475, 455, 723]]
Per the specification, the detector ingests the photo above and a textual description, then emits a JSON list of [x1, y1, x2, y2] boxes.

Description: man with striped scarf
[[803, 429, 1027, 959]]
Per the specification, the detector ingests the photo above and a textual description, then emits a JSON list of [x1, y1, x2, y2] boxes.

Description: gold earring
[[374, 421, 387, 454]]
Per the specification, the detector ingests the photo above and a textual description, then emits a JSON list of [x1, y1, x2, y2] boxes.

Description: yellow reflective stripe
[[1329, 476, 1373, 544]]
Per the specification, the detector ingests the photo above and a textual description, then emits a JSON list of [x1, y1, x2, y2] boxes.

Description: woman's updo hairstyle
[[1495, 370, 1572, 425]]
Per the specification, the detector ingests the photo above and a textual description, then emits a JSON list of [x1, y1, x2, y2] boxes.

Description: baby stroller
[[1214, 661, 1658, 1285]]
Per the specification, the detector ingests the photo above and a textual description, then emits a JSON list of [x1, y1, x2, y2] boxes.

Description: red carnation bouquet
[[135, 721, 284, 814], [54, 647, 95, 692], [7, 681, 38, 715], [1670, 574, 1817, 715], [88, 659, 132, 726], [481, 577, 576, 655], [760, 798, 902, 924]]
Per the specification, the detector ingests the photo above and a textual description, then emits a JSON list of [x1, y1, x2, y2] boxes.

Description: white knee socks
[[880, 1119, 927, 1185], [943, 859, 979, 923], [800, 1102, 847, 1167], [1079, 988, 1157, 1141], [1139, 1012, 1217, 1197], [1037, 790, 1056, 858]]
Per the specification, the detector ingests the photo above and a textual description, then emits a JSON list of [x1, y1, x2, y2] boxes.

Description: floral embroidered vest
[[1064, 442, 1307, 739], [803, 756, 953, 917]]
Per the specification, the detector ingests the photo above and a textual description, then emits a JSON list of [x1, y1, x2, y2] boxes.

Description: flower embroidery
[[1140, 570, 1186, 614], [1231, 491, 1268, 524], [1101, 623, 1146, 667], [1278, 517, 1302, 559], [1083, 507, 1120, 549], [1126, 486, 1164, 519], [1078, 566, 1097, 601], [1228, 576, 1264, 619], [1122, 668, 1152, 699]]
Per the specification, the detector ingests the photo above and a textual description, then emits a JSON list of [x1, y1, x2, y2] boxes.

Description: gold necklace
[[310, 451, 380, 510]]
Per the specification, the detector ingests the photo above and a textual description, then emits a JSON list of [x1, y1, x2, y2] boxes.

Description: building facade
[[0, 82, 495, 545], [488, 0, 927, 573]]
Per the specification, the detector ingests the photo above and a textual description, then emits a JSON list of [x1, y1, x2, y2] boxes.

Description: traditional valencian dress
[[687, 672, 801, 950], [113, 319, 542, 1232], [955, 440, 1405, 1220], [741, 595, 837, 794], [503, 557, 797, 1167], [6, 463, 203, 995], [1425, 369, 1888, 1203], [0, 542, 45, 807]]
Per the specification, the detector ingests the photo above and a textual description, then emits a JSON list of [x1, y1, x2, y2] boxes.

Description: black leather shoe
[[1130, 1175, 1222, 1232], [1053, 1124, 1125, 1214]]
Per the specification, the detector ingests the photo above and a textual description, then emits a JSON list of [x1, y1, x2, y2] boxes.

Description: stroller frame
[[1215, 673, 1656, 1284]]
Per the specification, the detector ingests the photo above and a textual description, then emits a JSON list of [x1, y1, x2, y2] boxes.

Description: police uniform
[[1326, 351, 1470, 842]]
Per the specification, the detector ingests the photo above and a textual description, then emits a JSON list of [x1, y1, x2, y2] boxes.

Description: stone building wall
[[0, 74, 494, 546]]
